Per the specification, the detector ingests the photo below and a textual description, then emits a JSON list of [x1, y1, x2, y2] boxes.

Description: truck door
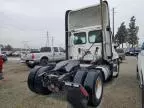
[[53, 47, 60, 61], [59, 47, 66, 60]]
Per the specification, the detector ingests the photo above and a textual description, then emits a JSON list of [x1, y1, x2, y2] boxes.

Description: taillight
[[32, 53, 35, 60], [80, 85, 89, 97]]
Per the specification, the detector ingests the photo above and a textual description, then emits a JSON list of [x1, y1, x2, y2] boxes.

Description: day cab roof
[[67, 1, 110, 31]]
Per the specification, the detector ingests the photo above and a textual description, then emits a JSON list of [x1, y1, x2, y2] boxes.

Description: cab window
[[73, 32, 86, 44], [88, 30, 102, 43]]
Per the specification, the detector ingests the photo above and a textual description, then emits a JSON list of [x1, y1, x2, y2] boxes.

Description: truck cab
[[65, 1, 115, 63]]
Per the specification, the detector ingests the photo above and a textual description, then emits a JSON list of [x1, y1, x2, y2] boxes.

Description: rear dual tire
[[27, 66, 52, 95], [73, 69, 103, 107]]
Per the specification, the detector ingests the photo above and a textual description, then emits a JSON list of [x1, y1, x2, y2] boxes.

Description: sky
[[0, 0, 144, 48]]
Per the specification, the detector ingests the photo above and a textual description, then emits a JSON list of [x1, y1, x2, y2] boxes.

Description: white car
[[12, 51, 21, 56], [25, 47, 66, 68], [137, 43, 144, 107], [137, 43, 144, 87]]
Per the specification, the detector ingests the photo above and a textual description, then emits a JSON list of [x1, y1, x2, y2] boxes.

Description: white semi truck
[[27, 1, 119, 108]]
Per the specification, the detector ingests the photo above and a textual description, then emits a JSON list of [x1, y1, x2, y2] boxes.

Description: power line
[[22, 41, 30, 49], [45, 32, 55, 47], [112, 8, 118, 42], [52, 36, 54, 47]]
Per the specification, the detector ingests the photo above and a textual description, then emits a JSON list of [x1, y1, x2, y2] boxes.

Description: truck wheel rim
[[95, 76, 102, 99]]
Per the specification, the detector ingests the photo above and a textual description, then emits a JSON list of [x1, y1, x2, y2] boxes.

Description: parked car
[[2, 51, 13, 56], [125, 47, 141, 56], [0, 54, 8, 62], [125, 48, 135, 56], [20, 51, 29, 62], [135, 47, 141, 56], [25, 47, 65, 68], [116, 48, 125, 62], [12, 51, 21, 56], [20, 50, 39, 62]]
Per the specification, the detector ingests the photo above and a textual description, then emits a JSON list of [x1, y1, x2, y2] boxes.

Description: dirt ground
[[0, 57, 141, 108]]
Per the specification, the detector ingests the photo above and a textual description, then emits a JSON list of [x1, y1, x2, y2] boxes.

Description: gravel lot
[[0, 57, 141, 108], [100, 57, 141, 108]]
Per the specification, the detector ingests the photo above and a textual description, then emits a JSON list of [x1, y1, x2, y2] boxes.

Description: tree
[[115, 22, 128, 48], [0, 44, 4, 49], [4, 44, 13, 51], [127, 16, 139, 47]]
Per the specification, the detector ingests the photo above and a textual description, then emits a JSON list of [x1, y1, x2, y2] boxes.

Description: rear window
[[30, 50, 40, 53], [40, 47, 51, 52], [53, 47, 59, 52], [88, 30, 102, 43], [73, 32, 86, 45]]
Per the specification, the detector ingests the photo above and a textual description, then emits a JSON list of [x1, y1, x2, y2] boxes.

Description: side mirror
[[106, 26, 111, 31]]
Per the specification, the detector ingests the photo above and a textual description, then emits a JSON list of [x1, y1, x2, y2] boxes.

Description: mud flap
[[66, 84, 89, 108], [113, 59, 119, 78]]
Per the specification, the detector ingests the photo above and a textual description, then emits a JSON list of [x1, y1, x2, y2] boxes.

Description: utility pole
[[46, 31, 49, 47], [22, 41, 30, 51], [52, 36, 54, 47], [52, 36, 54, 61], [112, 8, 115, 42]]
